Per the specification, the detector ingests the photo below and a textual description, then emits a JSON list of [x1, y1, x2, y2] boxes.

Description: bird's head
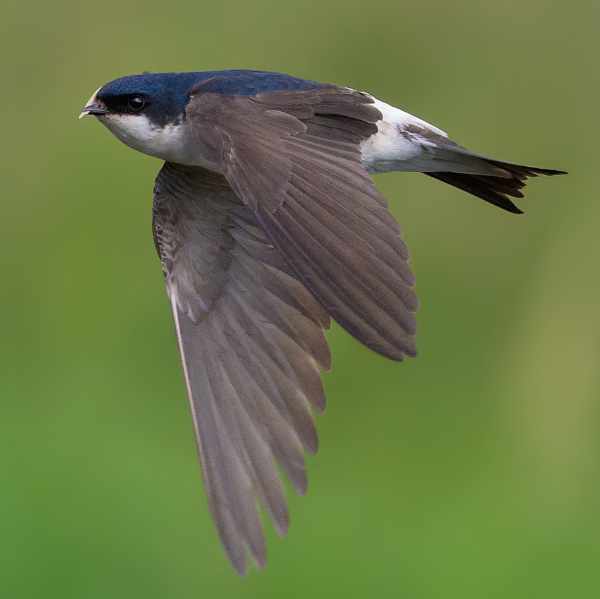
[[80, 72, 202, 162]]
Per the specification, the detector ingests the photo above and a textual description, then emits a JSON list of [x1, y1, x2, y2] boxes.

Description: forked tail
[[426, 158, 566, 214]]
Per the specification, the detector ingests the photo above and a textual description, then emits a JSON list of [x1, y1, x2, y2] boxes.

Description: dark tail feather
[[426, 160, 566, 214]]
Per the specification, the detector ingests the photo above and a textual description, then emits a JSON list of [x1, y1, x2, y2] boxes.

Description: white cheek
[[100, 114, 158, 153], [99, 114, 187, 162]]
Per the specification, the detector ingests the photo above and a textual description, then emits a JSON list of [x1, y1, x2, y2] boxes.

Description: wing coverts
[[153, 86, 418, 572]]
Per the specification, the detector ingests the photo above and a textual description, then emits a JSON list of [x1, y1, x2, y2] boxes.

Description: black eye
[[127, 95, 146, 112]]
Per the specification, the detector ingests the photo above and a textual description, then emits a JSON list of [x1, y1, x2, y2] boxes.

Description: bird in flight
[[80, 69, 564, 574]]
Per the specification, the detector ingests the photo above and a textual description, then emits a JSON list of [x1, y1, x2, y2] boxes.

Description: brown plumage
[[427, 160, 565, 214], [154, 88, 419, 572]]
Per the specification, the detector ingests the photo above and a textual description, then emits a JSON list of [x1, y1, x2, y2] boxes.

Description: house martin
[[80, 69, 565, 573]]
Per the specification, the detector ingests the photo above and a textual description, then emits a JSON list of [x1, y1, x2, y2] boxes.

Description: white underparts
[[98, 114, 192, 164], [360, 96, 451, 174]]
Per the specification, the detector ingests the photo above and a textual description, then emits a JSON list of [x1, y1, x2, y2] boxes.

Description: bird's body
[[81, 69, 564, 573]]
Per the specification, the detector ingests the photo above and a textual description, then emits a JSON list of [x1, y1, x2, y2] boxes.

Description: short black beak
[[79, 103, 108, 119]]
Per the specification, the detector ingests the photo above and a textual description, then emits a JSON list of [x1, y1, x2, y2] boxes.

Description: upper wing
[[186, 85, 418, 360], [153, 163, 331, 574]]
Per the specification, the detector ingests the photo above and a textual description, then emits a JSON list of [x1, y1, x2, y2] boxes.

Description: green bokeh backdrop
[[2, 1, 598, 597]]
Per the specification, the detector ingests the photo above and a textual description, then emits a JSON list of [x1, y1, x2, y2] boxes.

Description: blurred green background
[[2, 0, 598, 597]]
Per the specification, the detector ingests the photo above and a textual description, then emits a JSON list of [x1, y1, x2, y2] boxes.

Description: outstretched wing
[[186, 85, 418, 360], [153, 163, 331, 574]]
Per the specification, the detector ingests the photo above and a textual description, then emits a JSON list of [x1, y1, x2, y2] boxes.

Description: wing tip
[[273, 512, 290, 537], [228, 549, 248, 576], [367, 337, 418, 361]]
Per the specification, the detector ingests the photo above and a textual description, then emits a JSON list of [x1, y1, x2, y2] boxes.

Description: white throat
[[98, 113, 191, 163]]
